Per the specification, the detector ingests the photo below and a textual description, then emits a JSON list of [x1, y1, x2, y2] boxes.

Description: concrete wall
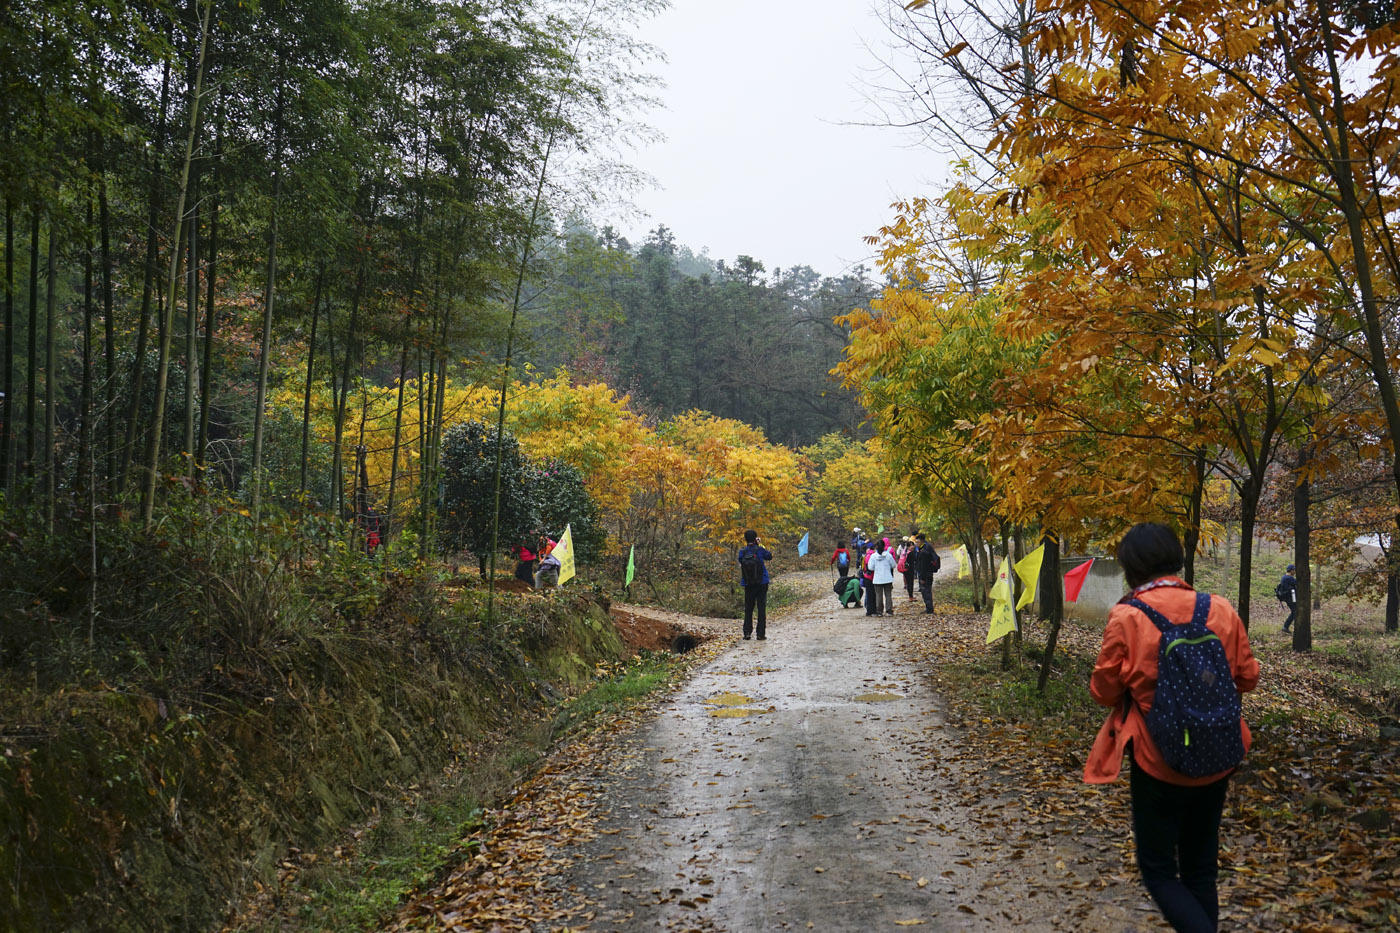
[[1063, 557, 1125, 624]]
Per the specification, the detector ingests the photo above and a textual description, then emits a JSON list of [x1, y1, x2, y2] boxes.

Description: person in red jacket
[[1085, 523, 1259, 933], [829, 540, 851, 576]]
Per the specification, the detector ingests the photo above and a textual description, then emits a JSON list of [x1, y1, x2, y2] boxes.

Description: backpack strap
[[1125, 597, 1174, 633], [1191, 591, 1211, 626], [1126, 591, 1211, 633]]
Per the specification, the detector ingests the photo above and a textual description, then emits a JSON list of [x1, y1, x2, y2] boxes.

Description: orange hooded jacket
[[1085, 579, 1260, 786]]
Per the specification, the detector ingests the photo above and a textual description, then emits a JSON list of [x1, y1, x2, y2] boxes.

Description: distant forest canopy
[[521, 222, 876, 449]]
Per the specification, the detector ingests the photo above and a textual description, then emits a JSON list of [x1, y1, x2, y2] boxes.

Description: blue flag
[[797, 531, 809, 557]]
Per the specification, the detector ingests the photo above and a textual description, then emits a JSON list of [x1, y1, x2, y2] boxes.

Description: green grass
[[551, 652, 676, 736], [934, 576, 980, 611], [289, 797, 491, 931]]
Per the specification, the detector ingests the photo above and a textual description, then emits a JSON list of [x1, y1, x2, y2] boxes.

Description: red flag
[[1064, 558, 1094, 602]]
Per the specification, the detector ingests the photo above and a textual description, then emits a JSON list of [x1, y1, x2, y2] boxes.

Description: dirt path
[[394, 571, 1157, 931], [536, 572, 1153, 932]]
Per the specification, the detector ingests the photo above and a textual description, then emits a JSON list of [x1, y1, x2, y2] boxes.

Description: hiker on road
[[1276, 565, 1298, 634], [737, 530, 773, 641], [910, 533, 940, 614], [898, 537, 917, 600], [830, 539, 851, 577], [867, 538, 898, 616], [1085, 523, 1259, 933], [833, 568, 862, 608]]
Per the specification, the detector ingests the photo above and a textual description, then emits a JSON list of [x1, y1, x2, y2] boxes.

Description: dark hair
[[915, 533, 926, 542], [875, 539, 886, 552], [744, 529, 757, 543], [1116, 523, 1184, 588]]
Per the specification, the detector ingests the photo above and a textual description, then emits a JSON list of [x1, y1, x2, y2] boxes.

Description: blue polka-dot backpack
[[1127, 592, 1245, 778]]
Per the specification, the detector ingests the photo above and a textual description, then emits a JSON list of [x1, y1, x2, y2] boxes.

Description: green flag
[[625, 544, 635, 587]]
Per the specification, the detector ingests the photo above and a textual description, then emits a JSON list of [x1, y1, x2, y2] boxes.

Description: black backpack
[[1274, 580, 1289, 601], [1127, 592, 1245, 778], [739, 548, 765, 586]]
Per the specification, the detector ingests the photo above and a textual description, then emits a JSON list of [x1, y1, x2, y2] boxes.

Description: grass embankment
[[908, 568, 1400, 931], [0, 495, 690, 933], [251, 650, 690, 932]]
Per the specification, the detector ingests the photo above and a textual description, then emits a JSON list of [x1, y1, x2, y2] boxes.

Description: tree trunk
[[141, 0, 212, 527], [99, 178, 115, 492], [1292, 451, 1312, 652], [121, 47, 172, 496], [1010, 525, 1025, 652], [1236, 479, 1261, 629], [197, 100, 221, 476], [1037, 533, 1063, 694], [332, 263, 364, 520], [183, 191, 198, 475], [79, 197, 94, 498], [385, 310, 410, 545], [1386, 568, 1398, 634], [24, 207, 38, 479], [1183, 448, 1207, 586], [426, 307, 451, 547], [416, 344, 430, 555], [44, 221, 57, 533], [299, 264, 323, 498], [1316, 6, 1400, 584], [2, 193, 13, 493], [250, 72, 285, 524], [1000, 525, 1016, 670]]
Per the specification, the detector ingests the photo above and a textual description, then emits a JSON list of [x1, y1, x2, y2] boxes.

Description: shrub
[[531, 458, 605, 564], [438, 421, 538, 575]]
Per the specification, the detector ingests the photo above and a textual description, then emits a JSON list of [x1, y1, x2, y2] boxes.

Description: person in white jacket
[[867, 538, 899, 616]]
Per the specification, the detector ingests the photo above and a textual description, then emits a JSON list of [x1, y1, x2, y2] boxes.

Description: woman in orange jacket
[[1086, 523, 1259, 933]]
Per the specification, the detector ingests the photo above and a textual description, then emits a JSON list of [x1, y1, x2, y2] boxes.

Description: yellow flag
[[1014, 544, 1045, 611], [555, 524, 576, 585], [987, 555, 1017, 644], [956, 545, 971, 579], [989, 554, 1011, 603]]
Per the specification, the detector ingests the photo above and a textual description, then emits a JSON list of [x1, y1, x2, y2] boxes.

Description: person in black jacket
[[737, 529, 774, 640], [1277, 564, 1298, 634], [911, 533, 941, 614]]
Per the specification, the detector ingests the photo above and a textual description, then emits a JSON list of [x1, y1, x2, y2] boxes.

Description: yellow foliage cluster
[[272, 371, 840, 556], [806, 436, 915, 535]]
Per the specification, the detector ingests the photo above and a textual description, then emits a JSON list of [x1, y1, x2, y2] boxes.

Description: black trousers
[[918, 577, 934, 612], [743, 583, 768, 638], [1129, 757, 1230, 933], [1283, 599, 1297, 630]]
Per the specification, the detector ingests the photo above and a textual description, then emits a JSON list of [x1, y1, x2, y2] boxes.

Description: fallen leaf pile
[[894, 605, 1400, 932]]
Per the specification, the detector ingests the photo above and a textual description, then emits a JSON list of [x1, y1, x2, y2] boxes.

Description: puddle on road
[[704, 691, 769, 718], [853, 692, 903, 703]]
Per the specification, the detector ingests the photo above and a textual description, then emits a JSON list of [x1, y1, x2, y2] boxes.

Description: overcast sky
[[613, 0, 947, 279]]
